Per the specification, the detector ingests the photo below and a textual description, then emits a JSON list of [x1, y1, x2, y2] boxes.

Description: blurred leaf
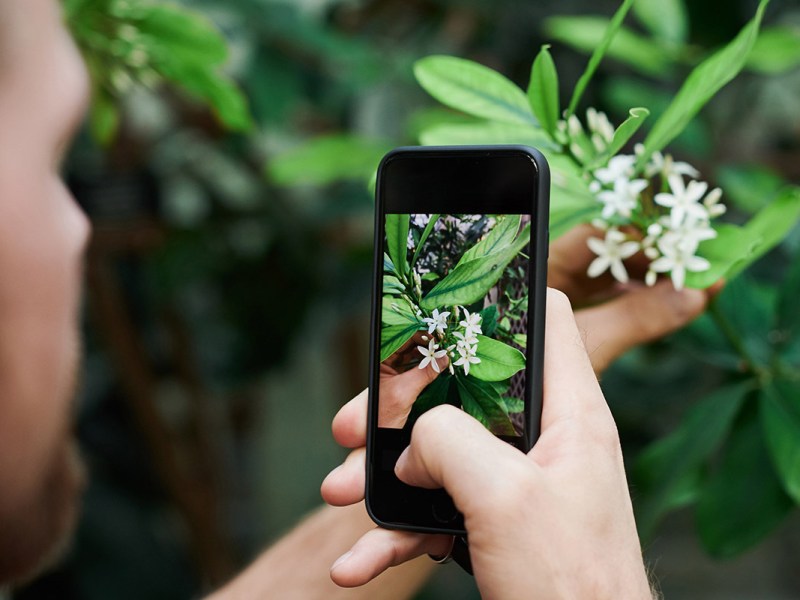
[[269, 135, 393, 186], [527, 45, 560, 136], [547, 153, 601, 239], [137, 5, 229, 65], [385, 213, 410, 281], [777, 248, 800, 345], [470, 335, 526, 382], [420, 225, 530, 309], [456, 375, 516, 435], [747, 26, 800, 74], [696, 402, 793, 558], [545, 15, 672, 82], [587, 107, 649, 169], [380, 323, 422, 362], [716, 164, 785, 214], [727, 186, 800, 280], [632, 0, 688, 43], [406, 108, 479, 141], [410, 214, 440, 269], [634, 382, 751, 540], [637, 0, 768, 167], [761, 380, 800, 504], [89, 91, 120, 147], [419, 122, 555, 148], [414, 55, 537, 126], [685, 224, 761, 289]]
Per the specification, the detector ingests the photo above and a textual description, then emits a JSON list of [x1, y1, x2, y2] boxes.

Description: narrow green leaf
[[696, 402, 793, 558], [638, 0, 769, 166], [384, 253, 397, 275], [410, 214, 440, 269], [633, 382, 751, 540], [747, 26, 800, 74], [460, 215, 521, 264], [380, 322, 422, 363], [385, 214, 410, 281], [528, 45, 560, 136], [381, 295, 420, 326], [470, 334, 526, 382], [414, 55, 537, 126], [420, 225, 530, 309], [725, 186, 800, 280], [632, 0, 688, 43], [268, 135, 392, 186], [586, 107, 649, 170], [418, 122, 554, 148], [546, 16, 675, 79], [684, 224, 762, 289], [565, 0, 637, 117], [760, 380, 800, 504], [455, 375, 516, 435]]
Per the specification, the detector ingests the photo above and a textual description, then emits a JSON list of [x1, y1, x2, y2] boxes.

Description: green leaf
[[684, 224, 762, 289], [586, 107, 649, 170], [89, 91, 120, 146], [527, 45, 560, 136], [455, 375, 516, 435], [381, 295, 420, 326], [384, 253, 397, 275], [637, 0, 768, 167], [696, 401, 793, 558], [726, 186, 800, 280], [380, 323, 422, 363], [469, 334, 526, 382], [137, 5, 229, 65], [760, 380, 800, 504], [411, 372, 454, 416], [480, 305, 499, 337], [777, 248, 800, 342], [715, 164, 785, 214], [420, 225, 529, 309], [747, 26, 800, 74], [410, 214, 440, 269], [632, 0, 688, 43], [268, 135, 392, 186], [418, 122, 554, 148], [546, 154, 602, 239], [633, 382, 751, 540], [500, 396, 524, 414], [546, 17, 674, 80], [460, 215, 521, 264], [414, 55, 537, 126], [383, 275, 405, 295], [385, 214, 410, 281]]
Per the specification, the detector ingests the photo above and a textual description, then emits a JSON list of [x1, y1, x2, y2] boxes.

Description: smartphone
[[365, 145, 550, 535]]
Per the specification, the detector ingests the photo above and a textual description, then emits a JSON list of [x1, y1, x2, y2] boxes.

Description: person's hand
[[550, 224, 722, 373], [378, 332, 447, 428], [325, 290, 653, 597]]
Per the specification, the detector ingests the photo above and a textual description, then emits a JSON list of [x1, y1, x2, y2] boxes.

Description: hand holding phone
[[366, 146, 550, 534]]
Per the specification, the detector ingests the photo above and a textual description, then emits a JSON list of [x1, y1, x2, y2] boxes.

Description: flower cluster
[[560, 108, 726, 291], [417, 306, 483, 376]]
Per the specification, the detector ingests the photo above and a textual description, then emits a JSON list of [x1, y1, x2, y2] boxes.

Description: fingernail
[[331, 551, 352, 572]]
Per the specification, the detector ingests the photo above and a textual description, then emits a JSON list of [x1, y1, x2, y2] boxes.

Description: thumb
[[575, 280, 709, 374]]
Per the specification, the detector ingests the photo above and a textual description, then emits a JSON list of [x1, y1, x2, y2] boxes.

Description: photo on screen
[[378, 213, 530, 436]]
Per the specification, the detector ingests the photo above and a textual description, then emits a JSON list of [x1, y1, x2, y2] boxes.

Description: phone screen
[[366, 147, 549, 534]]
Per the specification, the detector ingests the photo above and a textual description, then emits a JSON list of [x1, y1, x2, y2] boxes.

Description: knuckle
[[547, 287, 573, 314]]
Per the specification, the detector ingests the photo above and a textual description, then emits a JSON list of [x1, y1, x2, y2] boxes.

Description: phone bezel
[[366, 145, 550, 535]]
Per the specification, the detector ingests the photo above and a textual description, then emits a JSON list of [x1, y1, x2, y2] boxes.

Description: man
[[0, 0, 715, 596]]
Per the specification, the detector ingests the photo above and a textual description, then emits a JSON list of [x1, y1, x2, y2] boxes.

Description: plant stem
[[708, 296, 770, 383]]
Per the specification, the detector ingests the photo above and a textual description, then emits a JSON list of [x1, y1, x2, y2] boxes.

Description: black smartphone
[[365, 145, 550, 535]]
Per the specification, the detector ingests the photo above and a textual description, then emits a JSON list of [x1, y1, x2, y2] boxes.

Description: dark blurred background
[[13, 0, 800, 597]]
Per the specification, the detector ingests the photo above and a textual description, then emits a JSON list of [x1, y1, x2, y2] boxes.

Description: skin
[[0, 0, 715, 595]]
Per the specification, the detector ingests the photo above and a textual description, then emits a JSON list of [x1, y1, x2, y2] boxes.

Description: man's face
[[0, 0, 91, 584]]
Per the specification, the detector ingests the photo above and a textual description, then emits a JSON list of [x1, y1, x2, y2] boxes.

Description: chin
[[0, 434, 86, 587]]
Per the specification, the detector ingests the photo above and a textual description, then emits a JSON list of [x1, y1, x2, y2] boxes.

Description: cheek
[[0, 172, 88, 516]]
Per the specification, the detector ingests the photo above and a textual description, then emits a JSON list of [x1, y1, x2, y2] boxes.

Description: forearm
[[206, 503, 433, 600]]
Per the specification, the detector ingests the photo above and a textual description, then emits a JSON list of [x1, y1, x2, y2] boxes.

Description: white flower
[[453, 344, 481, 376], [594, 154, 635, 185], [417, 339, 447, 373], [453, 330, 478, 348], [587, 229, 640, 283], [597, 176, 648, 219], [655, 175, 710, 228], [458, 308, 482, 339], [703, 187, 726, 217], [635, 145, 699, 179], [587, 107, 614, 143], [422, 308, 450, 335], [649, 232, 711, 291]]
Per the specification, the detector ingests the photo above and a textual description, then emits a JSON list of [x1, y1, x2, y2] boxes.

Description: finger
[[321, 448, 366, 506], [332, 389, 368, 449], [540, 288, 609, 430], [330, 528, 451, 587], [391, 353, 448, 397], [575, 280, 709, 374], [393, 405, 531, 514]]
